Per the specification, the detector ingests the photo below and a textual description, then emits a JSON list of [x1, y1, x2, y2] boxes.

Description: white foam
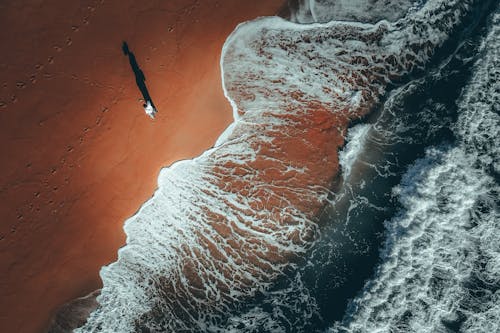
[[76, 1, 481, 331], [338, 124, 371, 181], [330, 8, 500, 332], [291, 0, 416, 24]]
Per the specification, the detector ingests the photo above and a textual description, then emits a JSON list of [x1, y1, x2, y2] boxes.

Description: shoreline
[[73, 1, 478, 330], [0, 1, 285, 332]]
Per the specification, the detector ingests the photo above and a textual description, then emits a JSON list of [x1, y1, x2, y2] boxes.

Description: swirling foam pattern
[[290, 0, 415, 24], [76, 1, 484, 331], [331, 6, 500, 332]]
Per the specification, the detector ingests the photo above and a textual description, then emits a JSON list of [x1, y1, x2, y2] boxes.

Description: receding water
[[220, 2, 498, 332], [75, 1, 499, 332]]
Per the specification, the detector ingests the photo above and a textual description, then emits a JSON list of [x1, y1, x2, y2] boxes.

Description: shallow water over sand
[[70, 1, 500, 332]]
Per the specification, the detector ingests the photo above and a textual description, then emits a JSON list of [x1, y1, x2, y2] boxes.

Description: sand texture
[[0, 1, 284, 332]]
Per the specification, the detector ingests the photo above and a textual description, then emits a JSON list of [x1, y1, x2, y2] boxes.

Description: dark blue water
[[221, 2, 497, 332]]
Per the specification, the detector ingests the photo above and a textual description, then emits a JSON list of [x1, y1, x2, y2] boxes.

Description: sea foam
[[338, 124, 371, 181], [76, 1, 483, 331], [290, 0, 416, 24], [330, 7, 500, 332]]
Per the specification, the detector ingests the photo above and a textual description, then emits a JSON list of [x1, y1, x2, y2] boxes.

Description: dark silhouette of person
[[122, 41, 157, 118]]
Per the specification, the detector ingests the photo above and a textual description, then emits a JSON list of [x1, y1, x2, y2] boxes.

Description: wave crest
[[76, 1, 482, 331], [331, 7, 500, 332]]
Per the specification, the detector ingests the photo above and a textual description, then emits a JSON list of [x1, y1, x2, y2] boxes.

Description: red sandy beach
[[0, 1, 285, 332]]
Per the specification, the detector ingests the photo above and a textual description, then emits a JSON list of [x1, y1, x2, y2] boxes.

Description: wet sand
[[0, 1, 284, 332]]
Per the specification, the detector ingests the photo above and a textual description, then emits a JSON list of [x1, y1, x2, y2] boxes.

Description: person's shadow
[[122, 41, 157, 118]]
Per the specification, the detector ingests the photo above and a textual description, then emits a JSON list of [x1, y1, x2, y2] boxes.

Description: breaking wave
[[290, 0, 416, 24], [330, 7, 500, 333], [338, 124, 371, 181], [73, 1, 498, 332]]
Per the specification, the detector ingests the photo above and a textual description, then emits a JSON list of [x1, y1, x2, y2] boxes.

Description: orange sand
[[0, 1, 285, 332]]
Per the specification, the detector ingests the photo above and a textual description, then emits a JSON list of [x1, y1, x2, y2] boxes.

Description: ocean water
[[330, 8, 500, 332], [289, 0, 416, 24], [76, 1, 498, 332]]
